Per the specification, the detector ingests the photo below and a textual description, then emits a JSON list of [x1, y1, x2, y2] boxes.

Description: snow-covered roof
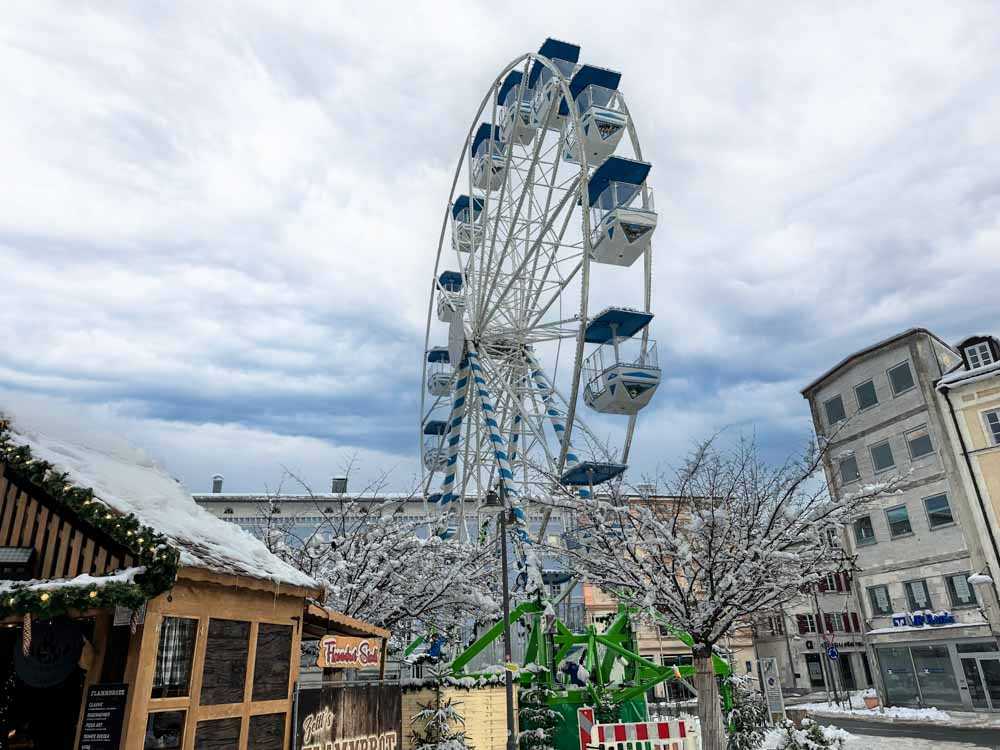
[[3, 407, 317, 591], [936, 358, 1000, 391]]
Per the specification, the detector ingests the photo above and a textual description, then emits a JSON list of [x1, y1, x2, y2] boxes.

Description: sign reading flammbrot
[[317, 635, 383, 669]]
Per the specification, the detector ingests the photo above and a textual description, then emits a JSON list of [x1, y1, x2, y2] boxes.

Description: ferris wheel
[[420, 39, 661, 538]]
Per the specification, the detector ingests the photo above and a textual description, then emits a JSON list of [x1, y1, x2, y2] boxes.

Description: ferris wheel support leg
[[433, 354, 472, 539]]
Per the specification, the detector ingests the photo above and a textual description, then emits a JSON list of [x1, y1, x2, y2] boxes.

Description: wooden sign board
[[317, 635, 383, 669]]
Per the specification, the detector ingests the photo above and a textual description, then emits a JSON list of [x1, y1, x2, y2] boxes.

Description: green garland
[[0, 419, 180, 618]]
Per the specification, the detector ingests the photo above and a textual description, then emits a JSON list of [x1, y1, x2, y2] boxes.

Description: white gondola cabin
[[423, 419, 449, 471], [587, 156, 657, 267], [471, 123, 506, 191], [451, 195, 484, 253], [563, 65, 627, 166], [498, 70, 536, 146], [529, 38, 580, 131], [582, 307, 661, 415], [437, 270, 464, 323], [426, 347, 453, 397]]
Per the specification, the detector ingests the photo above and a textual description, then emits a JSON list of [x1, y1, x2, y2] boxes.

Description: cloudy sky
[[2, 1, 999, 494]]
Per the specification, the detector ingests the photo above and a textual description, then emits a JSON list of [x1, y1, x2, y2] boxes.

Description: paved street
[[822, 715, 1000, 748]]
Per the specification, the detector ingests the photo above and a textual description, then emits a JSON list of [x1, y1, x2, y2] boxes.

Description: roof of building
[[801, 327, 956, 396], [936, 358, 1000, 391], [3, 406, 317, 590]]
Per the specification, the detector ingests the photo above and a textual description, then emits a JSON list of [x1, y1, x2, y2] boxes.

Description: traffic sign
[[826, 646, 839, 660]]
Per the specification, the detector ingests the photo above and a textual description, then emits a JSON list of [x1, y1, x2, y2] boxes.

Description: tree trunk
[[693, 649, 724, 750]]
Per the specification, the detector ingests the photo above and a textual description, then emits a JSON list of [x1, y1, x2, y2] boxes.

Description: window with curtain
[[945, 573, 977, 607], [151, 617, 198, 699], [904, 579, 932, 610]]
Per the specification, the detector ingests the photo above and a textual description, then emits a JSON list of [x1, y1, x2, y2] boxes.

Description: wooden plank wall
[[0, 471, 133, 580], [402, 686, 514, 750]]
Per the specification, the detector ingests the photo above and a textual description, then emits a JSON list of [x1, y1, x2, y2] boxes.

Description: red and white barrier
[[578, 708, 699, 750]]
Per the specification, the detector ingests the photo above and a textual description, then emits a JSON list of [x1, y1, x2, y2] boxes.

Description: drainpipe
[[942, 387, 1000, 636]]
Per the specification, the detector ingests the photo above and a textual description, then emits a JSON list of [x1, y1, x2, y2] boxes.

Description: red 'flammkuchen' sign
[[317, 635, 382, 669]]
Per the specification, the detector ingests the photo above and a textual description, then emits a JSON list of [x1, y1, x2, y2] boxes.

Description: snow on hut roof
[[3, 406, 317, 590]]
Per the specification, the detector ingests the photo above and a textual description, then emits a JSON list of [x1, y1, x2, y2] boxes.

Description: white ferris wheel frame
[[420, 50, 654, 534]]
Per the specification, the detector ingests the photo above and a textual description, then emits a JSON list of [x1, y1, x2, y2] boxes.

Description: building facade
[[799, 328, 1000, 711]]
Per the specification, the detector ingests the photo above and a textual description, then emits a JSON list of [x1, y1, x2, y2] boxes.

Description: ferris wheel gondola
[[420, 38, 661, 537]]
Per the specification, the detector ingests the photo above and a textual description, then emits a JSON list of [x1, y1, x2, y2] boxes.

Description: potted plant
[[862, 689, 879, 709]]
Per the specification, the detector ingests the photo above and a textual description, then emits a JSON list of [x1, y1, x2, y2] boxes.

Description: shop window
[[924, 494, 954, 529], [152, 617, 197, 698], [252, 623, 293, 701], [838, 454, 860, 485], [145, 711, 186, 750], [249, 713, 286, 750], [887, 361, 915, 396], [911, 645, 963, 708], [945, 573, 978, 608], [868, 585, 892, 615], [195, 717, 242, 749], [885, 505, 912, 537], [876, 647, 919, 707], [200, 619, 250, 705], [855, 380, 878, 411], [853, 515, 876, 546], [824, 395, 846, 426], [957, 642, 999, 653], [870, 441, 896, 473], [904, 579, 932, 610], [906, 427, 934, 460]]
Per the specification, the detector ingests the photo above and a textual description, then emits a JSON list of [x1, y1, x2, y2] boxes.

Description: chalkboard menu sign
[[78, 683, 128, 750]]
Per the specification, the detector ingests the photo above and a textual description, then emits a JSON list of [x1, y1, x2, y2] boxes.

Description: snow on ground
[[796, 700, 953, 722], [765, 728, 992, 750]]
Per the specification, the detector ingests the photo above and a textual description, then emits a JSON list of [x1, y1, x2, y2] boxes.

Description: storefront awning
[[303, 601, 390, 640]]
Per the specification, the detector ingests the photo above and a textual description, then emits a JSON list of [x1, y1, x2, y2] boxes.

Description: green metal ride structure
[[414, 600, 733, 750]]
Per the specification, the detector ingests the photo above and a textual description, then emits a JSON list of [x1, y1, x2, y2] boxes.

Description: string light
[[39, 593, 49, 603], [89, 590, 98, 599]]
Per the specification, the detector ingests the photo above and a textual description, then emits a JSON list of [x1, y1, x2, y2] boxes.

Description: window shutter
[[818, 577, 828, 592], [851, 613, 861, 632], [824, 614, 835, 633], [843, 613, 853, 632], [796, 615, 808, 634], [839, 573, 849, 592]]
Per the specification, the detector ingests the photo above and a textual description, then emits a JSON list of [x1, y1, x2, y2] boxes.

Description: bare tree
[[257, 465, 502, 647], [555, 435, 902, 749]]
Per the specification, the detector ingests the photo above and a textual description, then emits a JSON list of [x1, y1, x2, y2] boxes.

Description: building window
[[868, 585, 892, 615], [767, 616, 785, 636], [854, 515, 876, 546], [824, 395, 847, 425], [906, 427, 934, 460], [855, 380, 879, 410], [945, 573, 978, 608], [983, 409, 1000, 447], [870, 440, 896, 473], [924, 494, 954, 529], [223, 507, 234, 515], [796, 614, 817, 633], [838, 454, 860, 484], [200, 619, 250, 705], [885, 505, 913, 537], [887, 361, 916, 396], [904, 579, 932, 610], [145, 711, 186, 750], [966, 342, 995, 370], [152, 617, 198, 699]]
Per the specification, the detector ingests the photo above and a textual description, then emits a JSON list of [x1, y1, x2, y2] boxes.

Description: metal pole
[[499, 500, 517, 750], [812, 589, 840, 705]]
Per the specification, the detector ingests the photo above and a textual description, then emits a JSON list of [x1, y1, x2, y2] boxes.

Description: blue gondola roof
[[569, 65, 622, 100], [586, 156, 652, 207], [528, 37, 581, 88], [471, 123, 503, 156], [560, 461, 627, 486], [451, 195, 484, 219], [498, 70, 523, 104], [423, 420, 448, 436], [438, 271, 463, 291], [585, 307, 654, 344], [427, 347, 450, 363]]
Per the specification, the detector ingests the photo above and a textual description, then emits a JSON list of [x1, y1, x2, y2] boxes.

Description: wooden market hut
[[0, 409, 370, 750]]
